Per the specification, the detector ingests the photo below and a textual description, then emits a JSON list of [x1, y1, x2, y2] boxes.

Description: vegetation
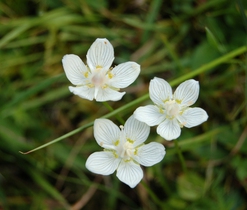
[[0, 0, 247, 209]]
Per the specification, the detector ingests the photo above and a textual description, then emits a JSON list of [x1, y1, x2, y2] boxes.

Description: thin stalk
[[103, 102, 125, 124], [174, 139, 187, 174], [19, 45, 247, 154], [19, 94, 149, 154], [170, 46, 247, 87], [140, 180, 164, 208]]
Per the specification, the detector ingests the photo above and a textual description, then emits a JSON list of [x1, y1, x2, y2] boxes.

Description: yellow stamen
[[124, 158, 132, 162], [96, 65, 102, 70], [114, 140, 119, 146], [87, 84, 94, 88], [134, 148, 138, 155], [102, 84, 108, 89], [113, 151, 118, 158], [127, 138, 134, 144], [163, 98, 170, 103], [108, 72, 113, 79], [84, 72, 89, 78]]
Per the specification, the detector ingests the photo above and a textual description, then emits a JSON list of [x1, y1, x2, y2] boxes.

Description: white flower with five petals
[[134, 77, 208, 140], [86, 115, 165, 188], [62, 38, 140, 102]]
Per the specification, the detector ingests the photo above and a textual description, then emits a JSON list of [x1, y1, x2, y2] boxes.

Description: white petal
[[116, 160, 143, 188], [86, 151, 120, 175], [62, 54, 88, 85], [109, 62, 140, 88], [94, 119, 120, 148], [69, 86, 95, 101], [134, 105, 166, 126], [95, 87, 125, 102], [177, 107, 208, 128], [86, 38, 114, 72], [157, 118, 181, 140], [124, 115, 150, 147], [174, 79, 199, 107], [149, 77, 173, 106], [133, 142, 166, 166]]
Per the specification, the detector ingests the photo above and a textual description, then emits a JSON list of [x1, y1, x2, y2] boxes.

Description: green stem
[[174, 139, 187, 174], [140, 180, 164, 208], [170, 46, 247, 87], [19, 121, 94, 154], [19, 45, 247, 154], [103, 102, 125, 124]]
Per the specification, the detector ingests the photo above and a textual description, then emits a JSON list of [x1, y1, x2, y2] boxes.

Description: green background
[[0, 0, 247, 209]]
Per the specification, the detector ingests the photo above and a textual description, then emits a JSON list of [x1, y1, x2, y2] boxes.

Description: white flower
[[134, 77, 208, 140], [62, 38, 140, 102], [86, 115, 165, 188]]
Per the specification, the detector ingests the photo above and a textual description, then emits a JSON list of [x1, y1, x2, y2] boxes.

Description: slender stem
[[153, 165, 172, 195], [140, 180, 164, 208], [19, 95, 150, 154], [170, 46, 247, 87], [19, 121, 94, 154], [103, 102, 125, 124], [174, 139, 187, 174], [19, 45, 247, 154]]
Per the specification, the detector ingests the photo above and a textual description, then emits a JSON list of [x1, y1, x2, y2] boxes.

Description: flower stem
[[170, 45, 247, 87], [102, 102, 125, 124], [19, 45, 247, 154], [140, 180, 165, 208], [174, 139, 187, 174]]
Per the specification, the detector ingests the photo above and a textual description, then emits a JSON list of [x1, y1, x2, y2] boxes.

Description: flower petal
[[94, 118, 120, 148], [86, 151, 120, 175], [95, 87, 125, 102], [177, 107, 208, 128], [174, 79, 199, 107], [116, 160, 143, 188], [124, 115, 150, 147], [86, 38, 114, 72], [69, 86, 95, 101], [134, 105, 166, 126], [133, 142, 166, 167], [62, 54, 88, 85], [157, 118, 181, 140], [109, 62, 140, 88], [149, 77, 173, 106]]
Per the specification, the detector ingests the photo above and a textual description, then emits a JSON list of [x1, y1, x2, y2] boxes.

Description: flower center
[[164, 100, 180, 118], [90, 66, 107, 87], [115, 127, 135, 161], [120, 141, 134, 160], [91, 73, 105, 87]]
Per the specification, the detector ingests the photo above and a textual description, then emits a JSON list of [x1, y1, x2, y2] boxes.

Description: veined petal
[[174, 79, 199, 107], [133, 142, 166, 167], [116, 160, 143, 188], [86, 151, 120, 175], [69, 86, 95, 101], [149, 77, 173, 106], [177, 107, 208, 128], [134, 105, 166, 126], [62, 54, 88, 85], [124, 115, 150, 147], [157, 118, 181, 140], [86, 38, 114, 72], [109, 62, 140, 88], [94, 119, 120, 148], [95, 87, 125, 102]]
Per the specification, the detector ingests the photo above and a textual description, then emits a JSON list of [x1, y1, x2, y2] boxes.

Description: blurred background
[[0, 0, 247, 209]]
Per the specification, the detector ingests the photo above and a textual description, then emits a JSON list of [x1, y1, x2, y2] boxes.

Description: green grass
[[0, 0, 247, 209]]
